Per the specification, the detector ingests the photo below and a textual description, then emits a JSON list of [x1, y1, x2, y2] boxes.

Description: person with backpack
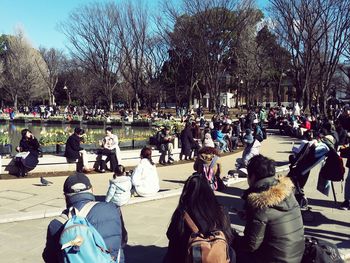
[[105, 165, 132, 207], [193, 146, 225, 191], [234, 155, 304, 263], [164, 174, 235, 263], [42, 173, 127, 263]]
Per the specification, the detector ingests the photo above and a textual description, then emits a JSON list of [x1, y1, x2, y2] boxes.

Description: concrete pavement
[[0, 133, 349, 262]]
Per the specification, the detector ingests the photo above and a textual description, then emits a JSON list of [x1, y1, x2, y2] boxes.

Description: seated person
[[64, 127, 94, 173], [164, 174, 235, 263], [235, 129, 261, 171], [131, 146, 159, 197], [97, 127, 119, 173], [193, 146, 223, 191], [15, 129, 41, 177], [105, 165, 132, 207], [234, 155, 304, 263], [156, 126, 175, 165]]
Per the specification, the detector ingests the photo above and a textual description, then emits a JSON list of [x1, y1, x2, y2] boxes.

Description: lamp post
[[63, 85, 72, 105]]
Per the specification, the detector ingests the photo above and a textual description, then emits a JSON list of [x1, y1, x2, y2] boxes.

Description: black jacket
[[42, 193, 127, 263], [180, 127, 195, 156], [164, 208, 234, 263], [19, 137, 40, 169], [240, 176, 305, 263], [64, 134, 83, 160]]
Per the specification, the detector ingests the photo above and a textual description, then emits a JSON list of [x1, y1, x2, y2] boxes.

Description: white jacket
[[105, 176, 132, 206], [131, 158, 160, 197], [242, 139, 261, 166]]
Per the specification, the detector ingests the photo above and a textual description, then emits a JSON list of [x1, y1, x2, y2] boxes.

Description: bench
[[0, 148, 182, 175]]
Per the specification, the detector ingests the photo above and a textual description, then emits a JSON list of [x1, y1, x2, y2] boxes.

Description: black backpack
[[301, 237, 344, 263], [319, 148, 345, 182]]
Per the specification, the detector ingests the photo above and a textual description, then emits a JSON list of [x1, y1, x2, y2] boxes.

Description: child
[[105, 165, 132, 206]]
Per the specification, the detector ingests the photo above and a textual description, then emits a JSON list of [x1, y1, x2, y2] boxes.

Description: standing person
[[180, 122, 197, 160], [131, 146, 160, 197], [42, 173, 127, 263], [339, 146, 350, 210], [15, 129, 41, 177], [234, 155, 304, 263], [164, 174, 235, 263], [64, 127, 94, 173], [97, 127, 120, 173], [157, 126, 175, 165]]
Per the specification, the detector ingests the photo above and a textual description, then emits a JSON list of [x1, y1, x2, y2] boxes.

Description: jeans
[[159, 143, 173, 163], [218, 138, 228, 152]]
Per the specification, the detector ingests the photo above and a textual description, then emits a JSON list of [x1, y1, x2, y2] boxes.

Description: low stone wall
[[0, 147, 182, 175]]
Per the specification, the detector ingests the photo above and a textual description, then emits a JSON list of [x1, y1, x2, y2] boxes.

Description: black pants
[[98, 149, 118, 172]]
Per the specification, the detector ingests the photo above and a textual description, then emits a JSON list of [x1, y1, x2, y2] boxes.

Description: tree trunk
[[109, 92, 114, 111], [14, 94, 18, 110]]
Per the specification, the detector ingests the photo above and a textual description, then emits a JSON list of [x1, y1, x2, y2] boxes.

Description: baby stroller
[[288, 142, 328, 209]]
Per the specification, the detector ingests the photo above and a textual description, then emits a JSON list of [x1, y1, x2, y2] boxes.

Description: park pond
[[0, 122, 156, 154]]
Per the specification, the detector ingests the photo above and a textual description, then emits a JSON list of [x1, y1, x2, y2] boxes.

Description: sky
[[0, 0, 269, 52]]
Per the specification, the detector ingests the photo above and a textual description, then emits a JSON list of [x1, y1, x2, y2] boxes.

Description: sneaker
[[340, 200, 349, 210], [100, 169, 106, 173], [168, 157, 175, 162]]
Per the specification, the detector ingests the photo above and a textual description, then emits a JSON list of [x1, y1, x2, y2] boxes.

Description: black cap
[[63, 173, 92, 194]]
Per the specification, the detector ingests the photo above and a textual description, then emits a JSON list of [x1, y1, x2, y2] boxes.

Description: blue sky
[[0, 0, 268, 52]]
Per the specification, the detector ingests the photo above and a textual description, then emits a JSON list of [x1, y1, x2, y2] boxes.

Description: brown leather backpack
[[184, 211, 230, 263]]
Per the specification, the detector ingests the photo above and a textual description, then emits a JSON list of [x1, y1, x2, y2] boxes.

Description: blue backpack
[[58, 202, 117, 263]]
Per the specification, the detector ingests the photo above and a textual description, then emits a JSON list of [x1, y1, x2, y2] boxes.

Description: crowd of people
[[8, 101, 350, 262]]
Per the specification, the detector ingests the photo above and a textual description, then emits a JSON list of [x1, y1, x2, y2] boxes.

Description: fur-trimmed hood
[[246, 176, 295, 210]]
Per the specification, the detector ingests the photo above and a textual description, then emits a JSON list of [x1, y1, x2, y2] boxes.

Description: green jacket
[[242, 176, 305, 263]]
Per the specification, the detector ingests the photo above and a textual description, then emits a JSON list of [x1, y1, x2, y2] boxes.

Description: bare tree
[[60, 1, 122, 110], [269, 0, 350, 113], [38, 47, 64, 105], [1, 29, 47, 109], [116, 2, 150, 112]]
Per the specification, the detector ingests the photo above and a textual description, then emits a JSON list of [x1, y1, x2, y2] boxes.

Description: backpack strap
[[76, 201, 99, 218], [209, 155, 219, 170], [183, 211, 199, 233], [56, 213, 69, 225]]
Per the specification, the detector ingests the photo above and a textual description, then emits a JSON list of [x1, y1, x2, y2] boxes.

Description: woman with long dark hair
[[164, 175, 235, 263], [15, 129, 41, 177], [131, 146, 159, 197]]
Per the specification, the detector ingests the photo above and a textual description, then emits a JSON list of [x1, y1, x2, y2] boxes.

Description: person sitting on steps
[[97, 127, 120, 173], [64, 127, 94, 173], [15, 129, 41, 177]]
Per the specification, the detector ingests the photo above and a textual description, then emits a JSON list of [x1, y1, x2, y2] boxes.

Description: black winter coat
[[180, 127, 195, 156], [64, 134, 83, 160], [240, 176, 305, 263], [19, 137, 40, 169]]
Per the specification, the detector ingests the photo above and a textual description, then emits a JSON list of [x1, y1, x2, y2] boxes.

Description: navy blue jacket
[[42, 193, 127, 263]]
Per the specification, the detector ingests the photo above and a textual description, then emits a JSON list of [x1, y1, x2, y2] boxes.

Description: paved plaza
[[0, 133, 349, 262]]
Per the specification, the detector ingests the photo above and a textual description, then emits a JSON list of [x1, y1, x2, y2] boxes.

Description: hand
[[16, 146, 22, 152]]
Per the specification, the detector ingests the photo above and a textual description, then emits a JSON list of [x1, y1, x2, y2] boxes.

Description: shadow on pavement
[[274, 160, 290, 167], [124, 244, 167, 263], [308, 197, 339, 209], [162, 179, 186, 185], [302, 210, 350, 228], [305, 227, 349, 242]]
